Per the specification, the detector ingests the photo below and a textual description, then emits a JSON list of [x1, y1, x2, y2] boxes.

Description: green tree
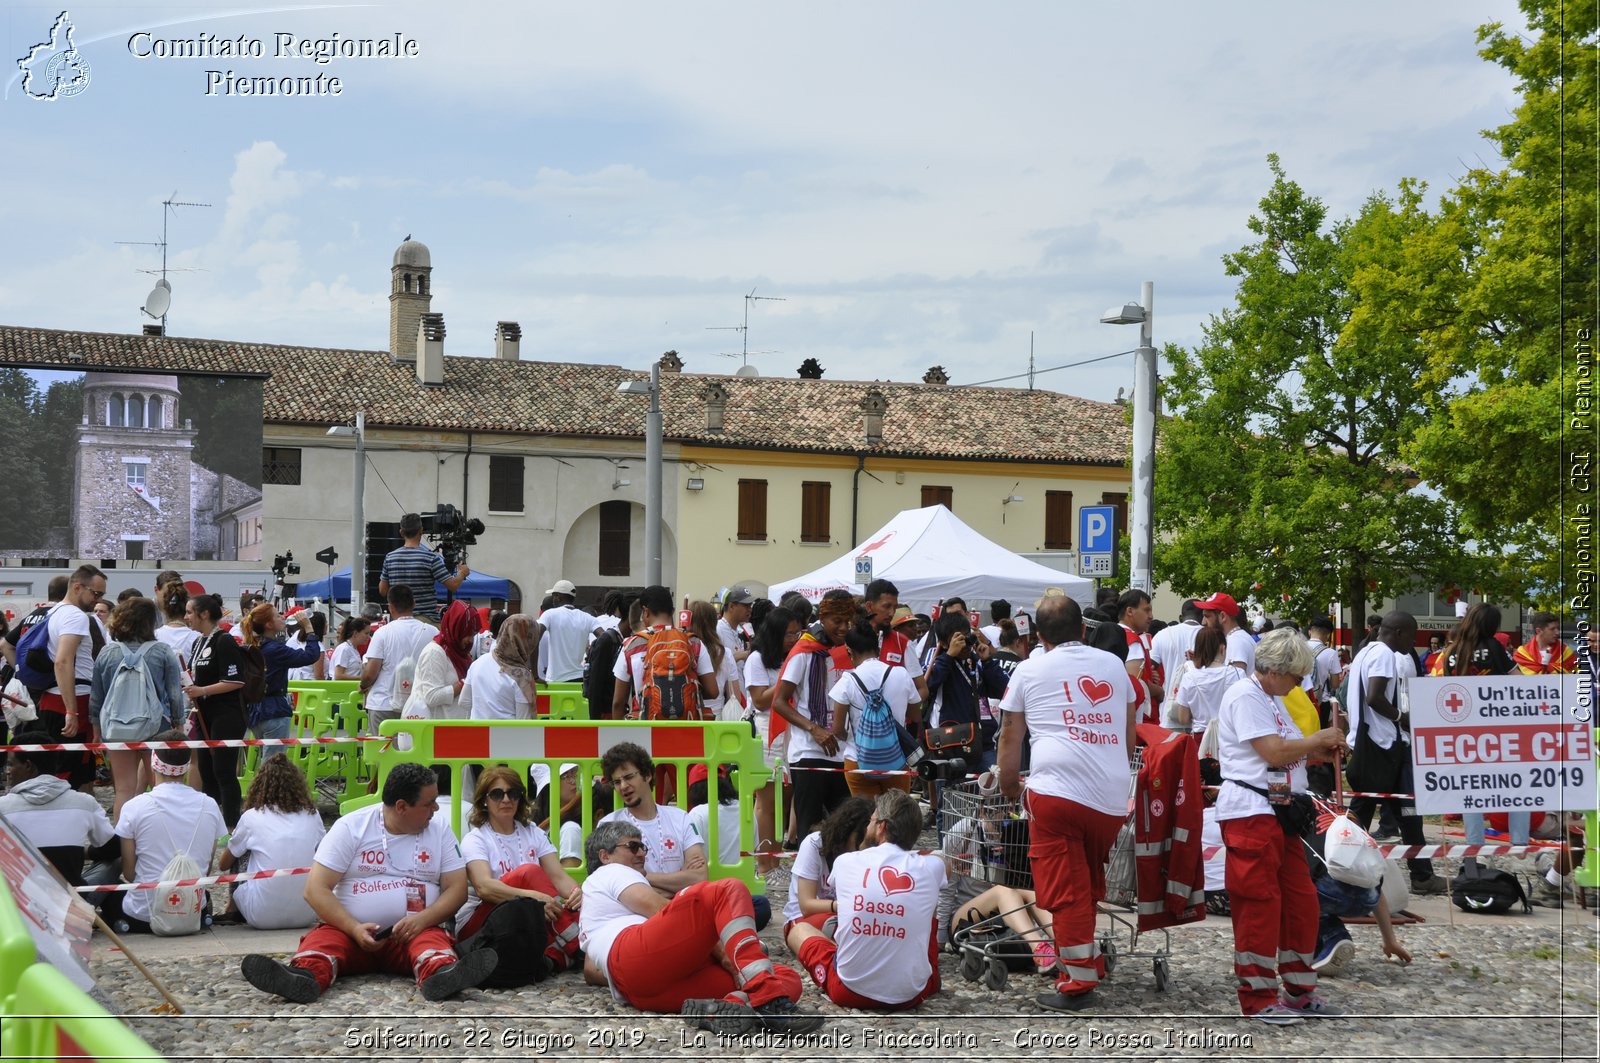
[[1156, 159, 1488, 632], [182, 377, 265, 486], [1407, 0, 1597, 604]]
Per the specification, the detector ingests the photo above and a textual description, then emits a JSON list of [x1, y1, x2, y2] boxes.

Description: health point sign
[[1409, 676, 1596, 816]]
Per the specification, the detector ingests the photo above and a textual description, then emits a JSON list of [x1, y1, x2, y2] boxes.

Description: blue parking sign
[[1079, 505, 1116, 555]]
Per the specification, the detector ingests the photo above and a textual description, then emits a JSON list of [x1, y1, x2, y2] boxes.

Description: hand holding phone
[[371, 924, 393, 941]]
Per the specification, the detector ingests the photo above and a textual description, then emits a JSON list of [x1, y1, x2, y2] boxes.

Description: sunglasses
[[615, 840, 648, 855], [486, 788, 524, 803]]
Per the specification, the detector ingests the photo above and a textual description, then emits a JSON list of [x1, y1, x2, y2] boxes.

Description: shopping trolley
[[940, 777, 1040, 990]]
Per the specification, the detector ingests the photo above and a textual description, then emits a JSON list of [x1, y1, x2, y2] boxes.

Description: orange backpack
[[640, 628, 704, 721]]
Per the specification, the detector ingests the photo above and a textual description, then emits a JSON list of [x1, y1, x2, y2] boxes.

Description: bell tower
[[389, 236, 433, 360]]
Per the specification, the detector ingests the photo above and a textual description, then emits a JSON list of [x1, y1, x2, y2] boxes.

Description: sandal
[[1032, 940, 1058, 974]]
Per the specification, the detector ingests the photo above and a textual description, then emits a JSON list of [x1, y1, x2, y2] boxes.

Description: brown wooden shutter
[[1045, 490, 1073, 549], [738, 479, 768, 541], [1101, 491, 1128, 547], [801, 482, 831, 543], [921, 485, 953, 510], [598, 500, 631, 576]]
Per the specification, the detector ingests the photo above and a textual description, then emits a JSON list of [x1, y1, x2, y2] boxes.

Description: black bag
[[1226, 779, 1318, 838], [584, 627, 623, 719], [457, 898, 549, 987], [1345, 716, 1407, 794], [238, 644, 267, 706], [923, 721, 981, 772], [1450, 869, 1531, 915]]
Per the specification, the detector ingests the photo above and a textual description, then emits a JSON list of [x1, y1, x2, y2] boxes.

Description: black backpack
[[584, 626, 623, 719], [1450, 869, 1531, 915], [458, 898, 549, 988]]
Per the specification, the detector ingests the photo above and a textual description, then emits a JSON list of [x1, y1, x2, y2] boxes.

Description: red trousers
[[797, 926, 940, 1010], [1026, 790, 1124, 995], [291, 924, 458, 991], [1220, 814, 1319, 1014], [457, 864, 581, 969], [607, 878, 802, 1013]]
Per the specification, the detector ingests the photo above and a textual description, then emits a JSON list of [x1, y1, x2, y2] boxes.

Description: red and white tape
[[0, 736, 381, 753], [74, 866, 312, 893]]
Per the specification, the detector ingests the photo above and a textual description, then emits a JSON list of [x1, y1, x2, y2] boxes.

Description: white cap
[[559, 762, 578, 776]]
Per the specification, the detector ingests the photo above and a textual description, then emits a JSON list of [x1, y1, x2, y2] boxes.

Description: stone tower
[[73, 373, 195, 561], [389, 237, 433, 360]]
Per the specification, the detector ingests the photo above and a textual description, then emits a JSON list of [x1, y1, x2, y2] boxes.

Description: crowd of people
[[1, 527, 1591, 1028]]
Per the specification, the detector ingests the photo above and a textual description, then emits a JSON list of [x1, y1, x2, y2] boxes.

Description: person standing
[[359, 585, 439, 733], [183, 594, 248, 828], [38, 565, 107, 791], [1513, 611, 1577, 675], [378, 511, 467, 624], [1198, 592, 1256, 674], [534, 579, 599, 683], [241, 603, 323, 763], [1149, 600, 1202, 706], [90, 597, 184, 821]]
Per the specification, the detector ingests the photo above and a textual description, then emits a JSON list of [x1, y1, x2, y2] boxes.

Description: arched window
[[403, 273, 413, 294], [418, 274, 429, 295], [107, 394, 125, 428], [128, 395, 145, 429]]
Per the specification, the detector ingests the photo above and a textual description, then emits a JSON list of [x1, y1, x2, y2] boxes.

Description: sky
[[0, 0, 1528, 403]]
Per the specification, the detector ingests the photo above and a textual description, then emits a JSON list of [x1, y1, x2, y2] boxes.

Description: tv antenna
[[116, 192, 211, 330], [705, 287, 786, 367]]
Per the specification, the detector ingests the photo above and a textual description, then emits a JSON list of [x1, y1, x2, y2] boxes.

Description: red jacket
[[1133, 722, 1205, 932]]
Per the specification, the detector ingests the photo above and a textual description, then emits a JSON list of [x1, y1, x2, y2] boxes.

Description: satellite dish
[[142, 278, 171, 319], [734, 364, 759, 378]]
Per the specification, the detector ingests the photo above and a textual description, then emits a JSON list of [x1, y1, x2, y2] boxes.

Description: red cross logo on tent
[[857, 531, 895, 556], [416, 849, 431, 865]]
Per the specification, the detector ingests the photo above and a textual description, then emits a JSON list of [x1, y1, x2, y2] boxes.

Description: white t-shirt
[[578, 862, 651, 993], [559, 820, 583, 863], [780, 645, 844, 763], [457, 821, 558, 931], [597, 805, 700, 876], [1173, 665, 1244, 734], [704, 647, 742, 719], [1149, 620, 1200, 702], [538, 605, 594, 683], [1216, 676, 1307, 822], [155, 623, 200, 665], [363, 617, 438, 713], [716, 617, 743, 659], [286, 634, 319, 682], [1304, 639, 1342, 699], [312, 803, 464, 926], [45, 603, 93, 693], [686, 800, 741, 866], [999, 644, 1136, 817], [828, 843, 945, 1005], [461, 652, 531, 720], [330, 640, 364, 679], [828, 657, 915, 763], [611, 627, 715, 710], [115, 785, 226, 922], [228, 808, 325, 929], [782, 830, 832, 927], [1225, 628, 1257, 674], [744, 650, 781, 741], [1347, 641, 1402, 750]]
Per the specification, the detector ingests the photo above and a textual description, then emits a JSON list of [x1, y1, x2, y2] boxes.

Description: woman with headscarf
[[403, 601, 481, 723]]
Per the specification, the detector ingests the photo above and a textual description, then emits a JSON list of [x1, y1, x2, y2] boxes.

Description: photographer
[[379, 511, 467, 624]]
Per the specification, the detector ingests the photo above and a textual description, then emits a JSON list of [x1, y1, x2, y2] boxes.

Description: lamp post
[[1100, 282, 1156, 595], [617, 363, 663, 586], [326, 411, 366, 616]]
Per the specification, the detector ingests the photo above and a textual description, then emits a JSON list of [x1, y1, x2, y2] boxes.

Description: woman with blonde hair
[[217, 754, 325, 928]]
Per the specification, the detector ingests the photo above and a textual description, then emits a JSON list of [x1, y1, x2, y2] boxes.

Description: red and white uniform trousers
[[1220, 813, 1320, 1014], [1026, 790, 1125, 996], [290, 925, 459, 992]]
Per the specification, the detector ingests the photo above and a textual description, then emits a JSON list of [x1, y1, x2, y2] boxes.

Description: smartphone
[[371, 924, 393, 941]]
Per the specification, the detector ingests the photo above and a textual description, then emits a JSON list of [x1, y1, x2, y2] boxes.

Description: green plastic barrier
[[1576, 727, 1600, 890], [5, 960, 165, 1062], [535, 682, 587, 719], [0, 874, 36, 1016], [343, 719, 773, 890]]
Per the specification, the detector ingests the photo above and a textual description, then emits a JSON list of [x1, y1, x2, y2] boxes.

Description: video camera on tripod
[[423, 503, 486, 570]]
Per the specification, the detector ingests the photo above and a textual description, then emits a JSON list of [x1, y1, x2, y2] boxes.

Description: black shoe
[[419, 949, 498, 1001], [241, 955, 321, 1003], [782, 837, 800, 852], [212, 910, 247, 926], [681, 997, 758, 1036], [1036, 989, 1098, 1012], [754, 996, 825, 1034]]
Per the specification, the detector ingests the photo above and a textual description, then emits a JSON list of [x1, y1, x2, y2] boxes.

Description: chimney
[[416, 312, 445, 386], [860, 389, 888, 446], [922, 365, 949, 385], [494, 321, 521, 361], [702, 381, 729, 433], [658, 349, 684, 373], [142, 324, 164, 337]]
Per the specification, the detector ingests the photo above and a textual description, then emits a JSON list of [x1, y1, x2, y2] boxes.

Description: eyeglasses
[[486, 788, 523, 803], [89, 589, 106, 600], [615, 840, 648, 855], [612, 770, 643, 786]]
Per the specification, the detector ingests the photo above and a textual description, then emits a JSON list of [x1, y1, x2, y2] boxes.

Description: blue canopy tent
[[292, 566, 511, 603]]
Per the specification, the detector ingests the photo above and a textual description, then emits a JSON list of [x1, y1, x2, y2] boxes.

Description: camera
[[917, 757, 972, 781], [271, 552, 301, 578], [423, 503, 486, 570]]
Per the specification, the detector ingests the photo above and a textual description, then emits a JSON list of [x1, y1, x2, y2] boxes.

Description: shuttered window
[[488, 455, 524, 512], [738, 479, 768, 542], [1045, 490, 1073, 549], [598, 500, 630, 576], [921, 485, 953, 510], [801, 482, 831, 543], [1101, 491, 1128, 546]]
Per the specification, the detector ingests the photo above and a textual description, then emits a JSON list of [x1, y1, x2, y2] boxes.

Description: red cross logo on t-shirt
[[415, 849, 431, 865], [662, 838, 676, 851]]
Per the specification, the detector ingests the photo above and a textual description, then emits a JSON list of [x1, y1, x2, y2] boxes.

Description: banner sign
[[1408, 675, 1596, 816], [0, 811, 97, 989]]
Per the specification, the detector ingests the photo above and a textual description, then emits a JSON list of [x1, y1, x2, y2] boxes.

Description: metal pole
[[645, 363, 663, 586], [1130, 281, 1156, 594], [352, 410, 366, 617]]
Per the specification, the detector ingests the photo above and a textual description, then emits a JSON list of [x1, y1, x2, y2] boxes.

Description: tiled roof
[[0, 325, 1128, 465]]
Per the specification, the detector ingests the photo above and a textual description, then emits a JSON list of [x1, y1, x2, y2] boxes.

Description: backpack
[[13, 604, 62, 692], [585, 626, 623, 719], [640, 628, 702, 721], [238, 643, 267, 705], [1450, 869, 1531, 915], [101, 642, 167, 741], [851, 672, 907, 772], [149, 816, 206, 937], [457, 897, 549, 987]]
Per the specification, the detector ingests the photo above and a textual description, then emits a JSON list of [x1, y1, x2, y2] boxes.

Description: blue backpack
[[13, 605, 62, 692], [852, 673, 908, 772]]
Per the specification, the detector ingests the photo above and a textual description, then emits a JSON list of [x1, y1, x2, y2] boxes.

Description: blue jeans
[[1315, 873, 1378, 954], [1463, 811, 1530, 849], [251, 714, 292, 765]]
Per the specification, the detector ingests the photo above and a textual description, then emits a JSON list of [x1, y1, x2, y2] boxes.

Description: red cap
[[285, 605, 304, 617], [1196, 592, 1239, 616], [1493, 631, 1512, 649], [688, 764, 710, 787]]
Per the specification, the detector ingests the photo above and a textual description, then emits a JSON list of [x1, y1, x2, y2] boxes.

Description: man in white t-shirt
[[609, 585, 717, 719], [1117, 588, 1162, 724], [716, 586, 754, 667], [865, 579, 929, 705], [788, 789, 945, 1010], [1302, 618, 1343, 705], [359, 585, 439, 730], [579, 819, 818, 1034], [997, 594, 1136, 1012], [596, 742, 706, 898], [1149, 600, 1202, 704], [240, 763, 496, 1003], [109, 734, 225, 931], [1198, 591, 1256, 675], [771, 590, 856, 841], [35, 565, 106, 790], [535, 579, 599, 683]]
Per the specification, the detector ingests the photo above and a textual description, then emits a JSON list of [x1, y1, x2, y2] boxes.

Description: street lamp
[[1100, 281, 1156, 595], [326, 411, 366, 616], [617, 364, 663, 585]]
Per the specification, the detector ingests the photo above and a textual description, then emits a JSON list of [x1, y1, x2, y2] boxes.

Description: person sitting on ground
[[0, 722, 116, 886], [596, 742, 707, 899], [455, 766, 582, 975], [787, 789, 945, 1010], [217, 754, 326, 929], [578, 820, 821, 1034], [683, 763, 770, 929], [103, 730, 227, 934], [940, 794, 1057, 972], [240, 762, 497, 1003], [782, 797, 873, 943]]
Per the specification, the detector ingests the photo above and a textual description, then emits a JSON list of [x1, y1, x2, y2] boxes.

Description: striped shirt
[[380, 545, 449, 619]]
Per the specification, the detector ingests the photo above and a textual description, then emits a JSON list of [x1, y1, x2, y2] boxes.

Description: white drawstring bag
[[1324, 813, 1386, 889]]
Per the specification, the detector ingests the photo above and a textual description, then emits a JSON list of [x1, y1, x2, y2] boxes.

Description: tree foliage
[[1155, 159, 1488, 631]]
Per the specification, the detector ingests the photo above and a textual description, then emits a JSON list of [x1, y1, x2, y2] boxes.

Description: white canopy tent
[[768, 505, 1095, 614]]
